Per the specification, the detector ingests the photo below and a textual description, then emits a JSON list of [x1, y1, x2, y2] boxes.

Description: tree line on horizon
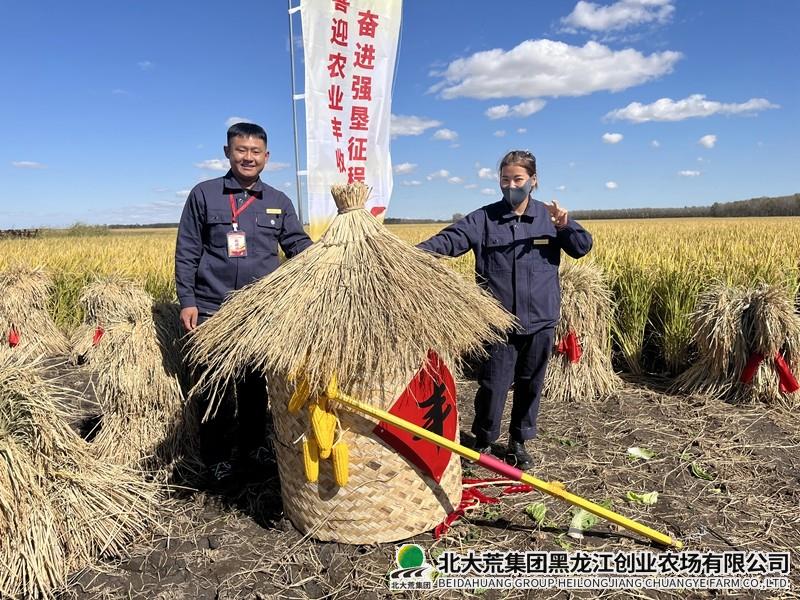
[[99, 192, 799, 229]]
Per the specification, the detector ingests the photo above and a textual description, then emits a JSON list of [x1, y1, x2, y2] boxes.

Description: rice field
[[2, 217, 800, 375]]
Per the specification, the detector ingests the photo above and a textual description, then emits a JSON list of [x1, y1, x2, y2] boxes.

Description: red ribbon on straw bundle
[[773, 353, 800, 393], [92, 326, 105, 346], [434, 477, 534, 538], [555, 330, 582, 363], [740, 352, 800, 393], [8, 328, 19, 347]]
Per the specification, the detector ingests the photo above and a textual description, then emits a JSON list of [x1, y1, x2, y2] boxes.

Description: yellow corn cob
[[288, 376, 311, 414], [302, 437, 319, 483], [326, 372, 339, 400], [331, 441, 349, 487], [310, 402, 337, 459]]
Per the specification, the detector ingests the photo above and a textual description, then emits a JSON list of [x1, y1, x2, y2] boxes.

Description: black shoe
[[471, 435, 491, 455], [506, 440, 533, 470]]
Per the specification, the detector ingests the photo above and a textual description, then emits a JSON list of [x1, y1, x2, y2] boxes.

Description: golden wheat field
[[2, 217, 799, 374]]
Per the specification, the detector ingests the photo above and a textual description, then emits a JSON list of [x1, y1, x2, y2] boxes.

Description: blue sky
[[1, 0, 798, 227]]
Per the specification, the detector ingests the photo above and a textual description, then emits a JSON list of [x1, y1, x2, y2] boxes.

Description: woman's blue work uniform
[[418, 197, 592, 444]]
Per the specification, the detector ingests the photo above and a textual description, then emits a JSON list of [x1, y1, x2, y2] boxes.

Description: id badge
[[227, 230, 247, 257]]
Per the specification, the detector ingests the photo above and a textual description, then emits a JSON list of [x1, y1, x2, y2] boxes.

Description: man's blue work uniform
[[418, 198, 592, 444], [175, 171, 312, 466], [176, 171, 311, 315]]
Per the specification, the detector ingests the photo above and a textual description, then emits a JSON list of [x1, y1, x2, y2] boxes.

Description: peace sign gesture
[[545, 199, 568, 229]]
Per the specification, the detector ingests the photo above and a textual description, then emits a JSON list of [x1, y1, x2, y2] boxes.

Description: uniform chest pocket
[[526, 236, 559, 271], [484, 233, 515, 272], [206, 211, 232, 247], [254, 213, 283, 254]]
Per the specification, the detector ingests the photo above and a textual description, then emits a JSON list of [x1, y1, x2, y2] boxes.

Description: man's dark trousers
[[196, 312, 267, 466]]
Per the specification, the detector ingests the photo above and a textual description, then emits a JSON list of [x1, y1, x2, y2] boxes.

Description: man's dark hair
[[226, 122, 268, 146]]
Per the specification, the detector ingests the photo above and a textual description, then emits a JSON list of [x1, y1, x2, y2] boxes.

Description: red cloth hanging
[[8, 328, 19, 347], [740, 351, 799, 394], [556, 330, 582, 363], [773, 352, 800, 393], [92, 326, 105, 346], [740, 353, 764, 384]]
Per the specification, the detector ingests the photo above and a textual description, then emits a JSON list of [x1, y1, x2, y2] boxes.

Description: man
[[175, 122, 312, 479]]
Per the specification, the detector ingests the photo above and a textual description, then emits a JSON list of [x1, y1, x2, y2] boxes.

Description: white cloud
[[517, 128, 527, 134], [226, 116, 255, 127], [447, 176, 464, 184], [426, 169, 450, 181], [602, 132, 624, 144], [481, 188, 497, 196], [433, 128, 458, 141], [698, 134, 717, 149], [175, 190, 191, 197], [431, 40, 680, 100], [11, 161, 46, 169], [606, 94, 779, 122], [264, 161, 290, 172], [111, 89, 129, 95], [555, 185, 567, 191], [391, 114, 442, 137], [562, 0, 675, 32], [137, 60, 154, 71], [478, 167, 496, 180], [605, 181, 618, 189], [401, 180, 422, 186], [485, 99, 547, 120], [493, 130, 507, 138], [650, 139, 660, 148], [678, 170, 701, 177], [394, 162, 418, 174], [464, 184, 478, 189], [195, 159, 228, 171], [153, 187, 170, 193]]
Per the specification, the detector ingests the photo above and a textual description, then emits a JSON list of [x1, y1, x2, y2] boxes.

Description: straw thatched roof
[[190, 182, 515, 406], [0, 265, 68, 360], [0, 355, 159, 599]]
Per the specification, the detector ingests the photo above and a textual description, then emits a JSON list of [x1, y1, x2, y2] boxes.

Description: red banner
[[374, 350, 457, 483]]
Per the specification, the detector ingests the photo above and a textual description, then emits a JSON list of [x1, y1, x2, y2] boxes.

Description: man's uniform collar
[[223, 170, 264, 193]]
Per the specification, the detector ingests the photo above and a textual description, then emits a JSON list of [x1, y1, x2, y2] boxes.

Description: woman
[[418, 150, 593, 469]]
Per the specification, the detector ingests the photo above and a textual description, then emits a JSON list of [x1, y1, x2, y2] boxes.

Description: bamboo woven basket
[[269, 367, 462, 544]]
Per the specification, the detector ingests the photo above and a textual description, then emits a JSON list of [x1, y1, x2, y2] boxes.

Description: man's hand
[[180, 306, 199, 332], [545, 199, 569, 229]]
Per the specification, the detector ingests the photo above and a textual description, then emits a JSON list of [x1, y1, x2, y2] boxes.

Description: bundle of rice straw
[[674, 283, 800, 409], [71, 278, 199, 477], [544, 260, 622, 403], [0, 354, 159, 599], [0, 266, 68, 360], [190, 182, 514, 543]]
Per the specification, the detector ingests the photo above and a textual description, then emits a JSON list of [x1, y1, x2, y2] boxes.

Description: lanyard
[[229, 193, 257, 229]]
